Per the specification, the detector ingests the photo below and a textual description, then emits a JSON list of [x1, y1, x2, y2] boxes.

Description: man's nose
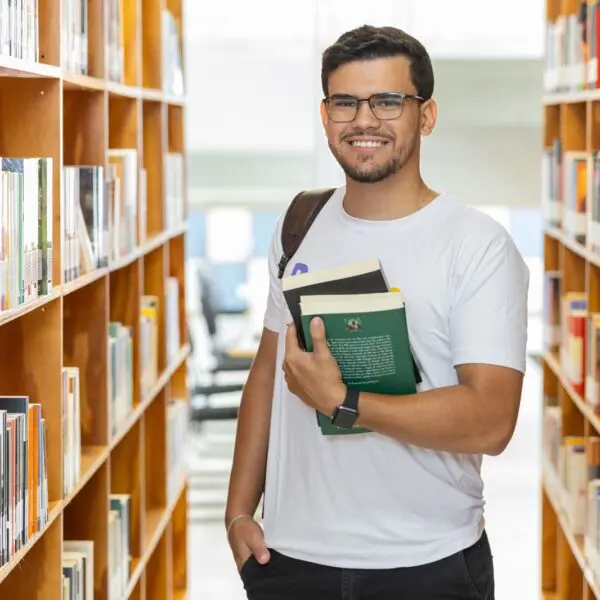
[[352, 100, 381, 129]]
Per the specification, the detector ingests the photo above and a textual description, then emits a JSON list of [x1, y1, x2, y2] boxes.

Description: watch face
[[332, 406, 358, 429]]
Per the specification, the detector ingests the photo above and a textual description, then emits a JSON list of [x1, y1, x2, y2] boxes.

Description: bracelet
[[226, 514, 254, 541]]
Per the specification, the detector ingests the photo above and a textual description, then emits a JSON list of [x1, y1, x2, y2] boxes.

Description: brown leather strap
[[277, 188, 336, 279]]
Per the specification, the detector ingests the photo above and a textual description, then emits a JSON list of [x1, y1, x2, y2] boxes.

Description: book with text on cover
[[300, 290, 419, 435]]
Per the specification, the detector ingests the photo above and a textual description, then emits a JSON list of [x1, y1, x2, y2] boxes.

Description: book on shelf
[[542, 139, 562, 226], [562, 151, 587, 243], [0, 156, 53, 310], [167, 398, 187, 504], [165, 276, 180, 365], [283, 259, 421, 436], [63, 165, 110, 283], [61, 0, 87, 75], [0, 0, 39, 62], [161, 9, 184, 96], [559, 291, 587, 396], [164, 153, 185, 232], [140, 295, 159, 397], [106, 0, 125, 83], [62, 539, 94, 600], [109, 493, 131, 599], [544, 270, 561, 352], [586, 313, 600, 410], [0, 395, 48, 567], [107, 149, 138, 263], [108, 322, 134, 436], [62, 367, 81, 498]]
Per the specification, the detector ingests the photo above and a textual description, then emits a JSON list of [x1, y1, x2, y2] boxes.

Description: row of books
[[61, 0, 87, 75], [0, 0, 38, 62], [541, 143, 600, 250], [0, 396, 49, 568], [544, 275, 588, 396], [0, 157, 53, 312], [543, 2, 600, 93], [110, 493, 131, 599], [162, 9, 184, 96], [62, 493, 130, 600], [167, 398, 187, 505], [543, 403, 600, 576], [111, 277, 182, 435], [63, 150, 141, 283]]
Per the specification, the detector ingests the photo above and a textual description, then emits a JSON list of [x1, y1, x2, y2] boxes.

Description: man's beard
[[328, 138, 413, 184]]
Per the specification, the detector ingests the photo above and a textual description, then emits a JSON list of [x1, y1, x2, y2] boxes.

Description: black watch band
[[331, 387, 360, 429]]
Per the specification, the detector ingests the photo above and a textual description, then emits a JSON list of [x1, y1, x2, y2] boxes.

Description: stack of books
[[282, 258, 421, 435]]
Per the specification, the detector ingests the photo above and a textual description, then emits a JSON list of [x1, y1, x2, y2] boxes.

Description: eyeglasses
[[323, 92, 424, 123]]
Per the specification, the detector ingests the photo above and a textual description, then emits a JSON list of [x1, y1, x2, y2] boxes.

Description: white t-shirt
[[261, 185, 529, 569]]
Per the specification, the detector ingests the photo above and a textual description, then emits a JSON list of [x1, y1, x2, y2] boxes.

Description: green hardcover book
[[300, 291, 419, 435]]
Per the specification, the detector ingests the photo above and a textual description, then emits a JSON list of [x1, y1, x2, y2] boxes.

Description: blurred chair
[[187, 264, 258, 423]]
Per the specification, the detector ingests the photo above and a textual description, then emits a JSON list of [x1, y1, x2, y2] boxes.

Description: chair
[[187, 267, 258, 423]]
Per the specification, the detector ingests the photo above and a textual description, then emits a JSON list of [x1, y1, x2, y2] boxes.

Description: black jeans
[[240, 530, 494, 600]]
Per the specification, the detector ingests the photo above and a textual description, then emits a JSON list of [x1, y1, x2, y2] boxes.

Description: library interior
[[0, 0, 595, 598]]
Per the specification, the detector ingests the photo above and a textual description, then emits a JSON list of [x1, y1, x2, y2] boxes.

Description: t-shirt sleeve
[[263, 214, 285, 333], [449, 228, 530, 373]]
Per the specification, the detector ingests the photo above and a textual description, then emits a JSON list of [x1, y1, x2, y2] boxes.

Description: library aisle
[[186, 329, 544, 600]]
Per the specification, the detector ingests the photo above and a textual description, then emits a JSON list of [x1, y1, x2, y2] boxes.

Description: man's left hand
[[283, 317, 346, 417]]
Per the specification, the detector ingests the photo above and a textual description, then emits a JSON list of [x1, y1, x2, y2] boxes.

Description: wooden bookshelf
[[542, 2, 600, 599], [0, 0, 189, 598]]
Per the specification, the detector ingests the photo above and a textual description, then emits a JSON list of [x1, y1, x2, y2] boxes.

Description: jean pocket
[[460, 533, 495, 600], [239, 555, 259, 581]]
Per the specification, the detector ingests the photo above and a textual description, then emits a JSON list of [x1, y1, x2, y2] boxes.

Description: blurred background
[[182, 1, 546, 598]]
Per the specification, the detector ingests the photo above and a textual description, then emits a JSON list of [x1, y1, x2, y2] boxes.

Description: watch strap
[[342, 386, 359, 411]]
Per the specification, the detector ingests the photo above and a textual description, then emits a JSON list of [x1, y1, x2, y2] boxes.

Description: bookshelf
[[542, 1, 600, 599], [0, 0, 189, 599]]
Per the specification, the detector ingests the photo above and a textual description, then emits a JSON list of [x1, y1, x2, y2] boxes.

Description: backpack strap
[[277, 187, 337, 279]]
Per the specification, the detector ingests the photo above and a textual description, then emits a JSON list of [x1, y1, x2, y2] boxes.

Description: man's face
[[320, 56, 430, 184]]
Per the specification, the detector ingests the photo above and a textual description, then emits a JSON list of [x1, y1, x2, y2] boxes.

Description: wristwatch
[[330, 387, 360, 429]]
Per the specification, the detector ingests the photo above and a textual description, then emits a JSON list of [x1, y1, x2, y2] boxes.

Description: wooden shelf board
[[63, 446, 110, 507], [544, 226, 600, 269], [62, 268, 109, 296], [107, 81, 141, 99], [110, 344, 190, 450], [109, 226, 187, 274], [0, 288, 61, 327], [543, 352, 600, 434], [61, 72, 107, 92], [0, 55, 59, 78], [0, 501, 62, 585], [543, 89, 600, 105], [124, 476, 188, 598], [543, 462, 600, 598]]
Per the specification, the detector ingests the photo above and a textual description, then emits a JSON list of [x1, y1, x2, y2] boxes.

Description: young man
[[225, 25, 529, 600]]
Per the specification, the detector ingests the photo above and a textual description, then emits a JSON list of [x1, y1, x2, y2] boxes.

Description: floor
[[185, 318, 544, 600]]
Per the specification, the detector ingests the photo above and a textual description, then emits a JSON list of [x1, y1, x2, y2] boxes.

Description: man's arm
[[225, 327, 278, 527], [353, 362, 524, 456]]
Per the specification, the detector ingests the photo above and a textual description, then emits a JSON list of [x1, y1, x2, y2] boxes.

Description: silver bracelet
[[226, 514, 254, 541]]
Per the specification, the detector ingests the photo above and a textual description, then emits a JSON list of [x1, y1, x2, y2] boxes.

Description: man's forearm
[[225, 333, 277, 526], [355, 383, 512, 456]]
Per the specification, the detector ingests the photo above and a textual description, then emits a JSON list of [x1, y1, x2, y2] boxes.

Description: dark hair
[[321, 25, 434, 101]]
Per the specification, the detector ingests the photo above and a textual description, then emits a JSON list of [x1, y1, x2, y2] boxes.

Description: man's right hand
[[229, 517, 271, 572]]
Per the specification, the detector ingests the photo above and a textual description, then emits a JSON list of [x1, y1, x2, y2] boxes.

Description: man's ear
[[420, 98, 437, 137], [320, 100, 328, 130]]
